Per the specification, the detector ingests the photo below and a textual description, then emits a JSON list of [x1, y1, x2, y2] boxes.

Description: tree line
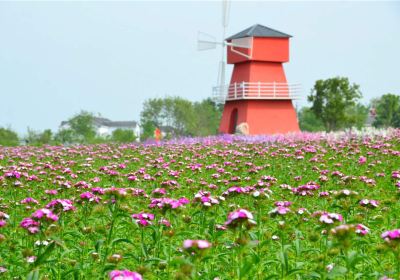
[[0, 76, 399, 146], [298, 77, 400, 132]]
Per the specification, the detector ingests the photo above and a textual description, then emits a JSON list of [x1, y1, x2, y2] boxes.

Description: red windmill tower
[[216, 24, 301, 135]]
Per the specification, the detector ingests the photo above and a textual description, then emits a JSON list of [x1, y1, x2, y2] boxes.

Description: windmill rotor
[[197, 0, 252, 103]]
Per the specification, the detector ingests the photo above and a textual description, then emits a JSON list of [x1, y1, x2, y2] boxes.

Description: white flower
[[326, 263, 334, 272]]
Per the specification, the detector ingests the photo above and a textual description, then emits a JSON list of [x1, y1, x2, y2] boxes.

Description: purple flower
[[358, 156, 367, 164], [183, 239, 212, 250], [225, 209, 256, 228], [274, 201, 292, 207], [152, 188, 167, 197], [359, 199, 379, 208], [149, 197, 189, 210], [381, 229, 400, 240], [314, 212, 343, 224], [32, 209, 59, 222], [355, 224, 369, 236], [158, 217, 171, 227], [45, 189, 58, 195], [292, 182, 320, 196], [46, 199, 76, 212], [193, 190, 220, 207], [109, 270, 142, 280], [132, 212, 155, 227], [80, 192, 101, 203], [269, 206, 291, 216], [20, 218, 40, 234], [20, 197, 39, 205]]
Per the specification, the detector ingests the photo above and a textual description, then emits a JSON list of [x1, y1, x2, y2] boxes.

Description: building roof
[[226, 24, 292, 40], [61, 117, 138, 128]]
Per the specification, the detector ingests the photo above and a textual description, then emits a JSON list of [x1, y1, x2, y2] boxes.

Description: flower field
[[1, 130, 400, 279]]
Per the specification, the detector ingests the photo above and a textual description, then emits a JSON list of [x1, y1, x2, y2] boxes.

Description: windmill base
[[219, 100, 300, 135]]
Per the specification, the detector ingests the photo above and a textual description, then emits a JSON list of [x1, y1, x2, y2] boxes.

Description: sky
[[0, 1, 399, 134]]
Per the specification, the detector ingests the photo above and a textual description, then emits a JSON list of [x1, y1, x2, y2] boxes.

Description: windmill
[[197, 0, 252, 103]]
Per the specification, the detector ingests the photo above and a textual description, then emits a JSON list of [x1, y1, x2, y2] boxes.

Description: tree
[[298, 107, 325, 132], [308, 77, 362, 131], [25, 128, 53, 146], [67, 111, 96, 143], [140, 96, 223, 140], [345, 103, 369, 130], [140, 97, 196, 138], [0, 127, 19, 146], [111, 129, 137, 143], [193, 98, 223, 136], [373, 93, 400, 128], [54, 129, 76, 144]]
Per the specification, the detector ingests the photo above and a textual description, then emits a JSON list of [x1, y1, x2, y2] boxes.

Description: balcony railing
[[212, 82, 301, 103]]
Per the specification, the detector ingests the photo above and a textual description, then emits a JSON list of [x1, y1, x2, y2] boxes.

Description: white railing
[[212, 82, 301, 103]]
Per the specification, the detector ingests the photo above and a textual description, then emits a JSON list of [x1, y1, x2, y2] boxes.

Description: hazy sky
[[1, 1, 399, 134]]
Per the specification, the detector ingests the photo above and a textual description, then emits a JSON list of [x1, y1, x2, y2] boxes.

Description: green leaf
[[111, 238, 133, 246], [95, 239, 105, 252], [26, 269, 40, 280], [327, 265, 347, 279], [34, 242, 56, 267]]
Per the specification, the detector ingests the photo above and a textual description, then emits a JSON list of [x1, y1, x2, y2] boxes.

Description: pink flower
[[183, 239, 212, 250], [152, 188, 167, 197], [132, 212, 155, 227], [80, 192, 101, 203], [46, 199, 75, 212], [158, 217, 171, 227], [355, 224, 370, 235], [381, 229, 400, 240], [20, 197, 39, 205], [359, 199, 379, 208], [109, 270, 142, 280], [45, 189, 58, 195], [20, 218, 40, 234], [32, 209, 59, 222], [315, 212, 343, 224], [225, 209, 256, 228], [149, 197, 189, 209], [274, 201, 292, 207], [269, 206, 291, 216], [358, 156, 367, 164]]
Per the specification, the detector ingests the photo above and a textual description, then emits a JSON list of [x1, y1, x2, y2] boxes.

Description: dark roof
[[61, 117, 138, 128], [226, 24, 291, 40]]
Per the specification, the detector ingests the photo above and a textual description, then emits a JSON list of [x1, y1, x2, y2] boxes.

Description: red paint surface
[[219, 100, 299, 135], [227, 37, 289, 64], [219, 31, 299, 135]]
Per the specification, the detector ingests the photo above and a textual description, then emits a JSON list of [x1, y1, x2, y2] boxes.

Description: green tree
[[298, 107, 325, 132], [67, 111, 96, 143], [308, 77, 362, 131], [140, 121, 156, 141], [345, 103, 369, 130], [373, 93, 400, 128], [111, 129, 137, 143], [0, 127, 19, 146], [140, 96, 222, 140], [140, 96, 195, 138], [25, 128, 53, 146], [193, 98, 223, 136], [54, 129, 76, 145]]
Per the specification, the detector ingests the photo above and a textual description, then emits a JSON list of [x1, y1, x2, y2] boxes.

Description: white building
[[60, 117, 141, 140]]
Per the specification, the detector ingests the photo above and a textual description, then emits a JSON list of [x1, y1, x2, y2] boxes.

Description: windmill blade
[[198, 40, 218, 51], [217, 60, 226, 91], [222, 0, 231, 28], [197, 31, 220, 51], [228, 37, 252, 49]]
